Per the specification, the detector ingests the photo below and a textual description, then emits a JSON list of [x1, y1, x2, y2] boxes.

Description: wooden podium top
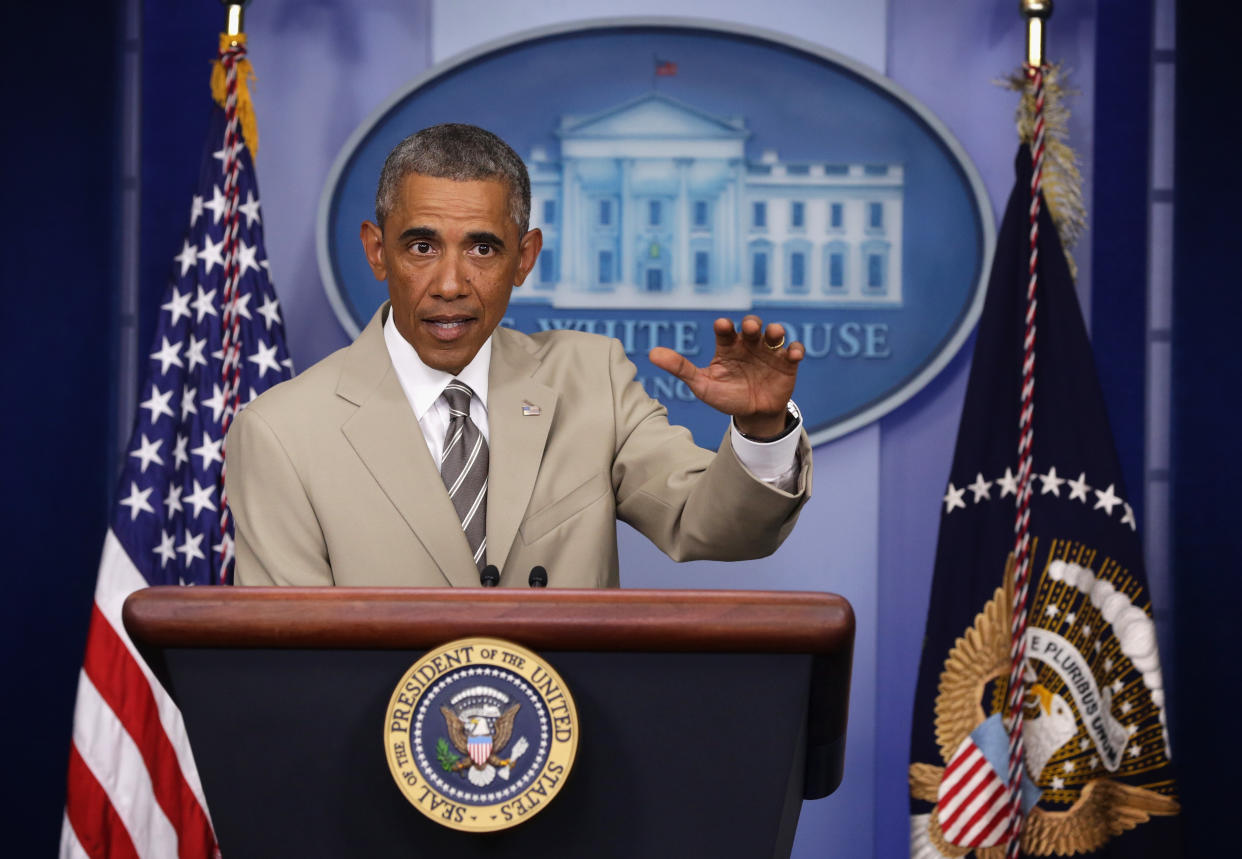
[[124, 586, 854, 654]]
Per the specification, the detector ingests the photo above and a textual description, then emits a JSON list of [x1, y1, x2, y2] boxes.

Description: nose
[[430, 256, 467, 300]]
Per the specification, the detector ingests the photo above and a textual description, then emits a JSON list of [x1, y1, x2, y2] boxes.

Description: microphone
[[479, 564, 500, 587], [528, 565, 548, 588]]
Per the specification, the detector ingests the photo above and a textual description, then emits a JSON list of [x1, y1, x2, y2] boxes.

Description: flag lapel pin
[[521, 400, 541, 416]]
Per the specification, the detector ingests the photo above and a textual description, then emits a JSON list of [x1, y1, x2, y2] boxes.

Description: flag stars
[[193, 286, 219, 322], [1093, 640, 1102, 653], [153, 531, 177, 568], [1121, 503, 1137, 531], [163, 483, 183, 517], [202, 184, 227, 223], [1067, 472, 1091, 502], [1120, 700, 1133, 715], [1044, 603, 1060, 618], [248, 339, 282, 378], [237, 239, 260, 276], [162, 286, 193, 325], [1128, 745, 1142, 759], [1079, 738, 1091, 751], [1104, 657, 1114, 672], [1111, 679, 1124, 694], [192, 432, 223, 469], [256, 294, 281, 329], [1062, 760, 1074, 773], [129, 434, 164, 473], [943, 482, 967, 514], [118, 482, 155, 520], [1088, 755, 1100, 769], [1083, 624, 1092, 638], [180, 384, 198, 421], [997, 467, 1019, 498], [184, 480, 217, 517], [202, 384, 228, 424], [150, 337, 184, 374], [967, 472, 992, 502], [238, 190, 261, 227], [1038, 465, 1066, 496], [1051, 776, 1065, 790], [185, 334, 208, 372], [189, 193, 204, 226], [198, 236, 225, 274], [1094, 483, 1123, 516], [172, 433, 189, 469], [1065, 612, 1077, 625], [140, 385, 175, 423], [177, 530, 206, 565]]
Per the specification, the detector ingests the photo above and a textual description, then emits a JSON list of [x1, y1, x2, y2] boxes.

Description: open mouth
[[423, 317, 476, 341]]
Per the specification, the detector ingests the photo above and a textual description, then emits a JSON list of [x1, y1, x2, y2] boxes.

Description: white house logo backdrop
[[319, 20, 993, 445]]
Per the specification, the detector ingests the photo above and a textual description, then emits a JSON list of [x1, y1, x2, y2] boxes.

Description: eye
[[413, 241, 433, 254], [473, 243, 494, 256]]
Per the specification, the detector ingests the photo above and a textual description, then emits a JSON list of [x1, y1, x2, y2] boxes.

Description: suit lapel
[[487, 328, 557, 576], [336, 308, 479, 587]]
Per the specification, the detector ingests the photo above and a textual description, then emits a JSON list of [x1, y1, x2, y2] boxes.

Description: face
[[360, 173, 542, 374]]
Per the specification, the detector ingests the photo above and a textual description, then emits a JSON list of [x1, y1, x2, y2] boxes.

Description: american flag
[[61, 37, 292, 857]]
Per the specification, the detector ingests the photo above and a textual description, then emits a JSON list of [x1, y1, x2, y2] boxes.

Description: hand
[[649, 315, 804, 438]]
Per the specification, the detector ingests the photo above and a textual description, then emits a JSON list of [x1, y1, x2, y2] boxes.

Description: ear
[[360, 221, 387, 281], [513, 227, 543, 287]]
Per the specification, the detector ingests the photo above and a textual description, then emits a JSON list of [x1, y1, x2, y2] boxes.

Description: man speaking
[[227, 124, 812, 587]]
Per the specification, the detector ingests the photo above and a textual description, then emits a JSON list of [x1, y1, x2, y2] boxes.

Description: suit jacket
[[226, 305, 812, 587]]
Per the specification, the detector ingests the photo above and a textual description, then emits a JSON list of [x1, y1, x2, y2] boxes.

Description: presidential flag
[[61, 34, 292, 857], [908, 144, 1180, 857]]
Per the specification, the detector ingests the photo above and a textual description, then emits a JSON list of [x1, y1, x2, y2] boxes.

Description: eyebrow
[[466, 231, 506, 250], [397, 226, 438, 243]]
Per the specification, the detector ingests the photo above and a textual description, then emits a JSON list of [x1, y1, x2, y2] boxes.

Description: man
[[227, 124, 811, 587]]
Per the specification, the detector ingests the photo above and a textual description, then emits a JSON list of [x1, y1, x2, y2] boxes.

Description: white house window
[[824, 241, 848, 291], [790, 252, 806, 290], [830, 203, 843, 229], [694, 200, 709, 228], [791, 201, 805, 229], [868, 202, 884, 230], [543, 199, 556, 225], [694, 251, 710, 285], [753, 201, 767, 229], [598, 249, 614, 284], [649, 200, 662, 226], [599, 199, 612, 226], [861, 240, 889, 292], [540, 248, 555, 283]]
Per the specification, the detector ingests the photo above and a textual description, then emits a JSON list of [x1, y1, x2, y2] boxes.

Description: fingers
[[714, 316, 804, 362]]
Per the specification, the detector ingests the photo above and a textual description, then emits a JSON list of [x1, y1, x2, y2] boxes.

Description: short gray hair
[[374, 123, 530, 234]]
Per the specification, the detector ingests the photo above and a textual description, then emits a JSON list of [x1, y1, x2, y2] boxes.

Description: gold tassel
[[210, 32, 259, 158], [999, 63, 1086, 279]]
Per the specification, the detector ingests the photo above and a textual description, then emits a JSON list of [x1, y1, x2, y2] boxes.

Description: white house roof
[[557, 92, 749, 140]]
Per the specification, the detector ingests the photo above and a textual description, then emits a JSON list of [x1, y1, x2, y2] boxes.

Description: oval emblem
[[383, 637, 579, 832], [319, 20, 993, 446]]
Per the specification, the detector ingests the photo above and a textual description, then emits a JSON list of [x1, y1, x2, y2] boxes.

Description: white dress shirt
[[382, 314, 799, 488]]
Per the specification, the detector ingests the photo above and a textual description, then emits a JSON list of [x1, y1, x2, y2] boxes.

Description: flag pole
[[1003, 2, 1053, 857]]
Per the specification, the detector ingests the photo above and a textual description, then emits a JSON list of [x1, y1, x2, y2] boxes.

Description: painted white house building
[[519, 93, 904, 309]]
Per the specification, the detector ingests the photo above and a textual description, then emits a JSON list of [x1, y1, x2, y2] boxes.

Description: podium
[[124, 587, 853, 858]]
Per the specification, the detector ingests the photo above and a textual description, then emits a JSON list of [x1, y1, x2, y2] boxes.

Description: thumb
[[648, 347, 699, 383]]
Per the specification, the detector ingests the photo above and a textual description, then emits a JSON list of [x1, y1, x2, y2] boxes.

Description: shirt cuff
[[730, 416, 801, 487]]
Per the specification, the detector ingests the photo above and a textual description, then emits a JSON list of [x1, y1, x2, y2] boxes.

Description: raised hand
[[649, 315, 804, 439]]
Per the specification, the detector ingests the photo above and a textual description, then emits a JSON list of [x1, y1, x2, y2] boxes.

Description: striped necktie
[[439, 380, 488, 572]]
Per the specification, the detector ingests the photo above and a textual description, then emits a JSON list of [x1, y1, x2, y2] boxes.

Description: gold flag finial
[[1021, 0, 1054, 68]]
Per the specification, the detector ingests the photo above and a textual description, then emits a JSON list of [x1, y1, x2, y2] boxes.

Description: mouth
[[422, 315, 476, 342]]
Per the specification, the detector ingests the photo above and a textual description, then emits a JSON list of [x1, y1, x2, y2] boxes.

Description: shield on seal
[[468, 735, 492, 767]]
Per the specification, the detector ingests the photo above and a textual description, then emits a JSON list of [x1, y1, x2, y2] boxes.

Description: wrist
[[734, 401, 802, 442]]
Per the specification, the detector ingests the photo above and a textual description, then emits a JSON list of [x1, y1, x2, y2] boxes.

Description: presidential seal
[[383, 637, 578, 832]]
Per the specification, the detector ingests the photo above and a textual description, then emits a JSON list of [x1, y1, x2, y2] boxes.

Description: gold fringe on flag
[[211, 32, 259, 158], [1001, 63, 1085, 278]]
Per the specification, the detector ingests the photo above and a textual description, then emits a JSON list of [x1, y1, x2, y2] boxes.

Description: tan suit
[[227, 305, 812, 587]]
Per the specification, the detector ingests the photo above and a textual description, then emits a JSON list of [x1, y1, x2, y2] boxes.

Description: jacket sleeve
[[225, 404, 335, 586], [607, 338, 813, 562]]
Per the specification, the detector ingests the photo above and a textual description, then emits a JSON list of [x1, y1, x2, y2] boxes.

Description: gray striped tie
[[439, 381, 488, 572]]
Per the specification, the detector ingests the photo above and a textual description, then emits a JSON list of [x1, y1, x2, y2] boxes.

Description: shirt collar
[[383, 308, 492, 421]]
